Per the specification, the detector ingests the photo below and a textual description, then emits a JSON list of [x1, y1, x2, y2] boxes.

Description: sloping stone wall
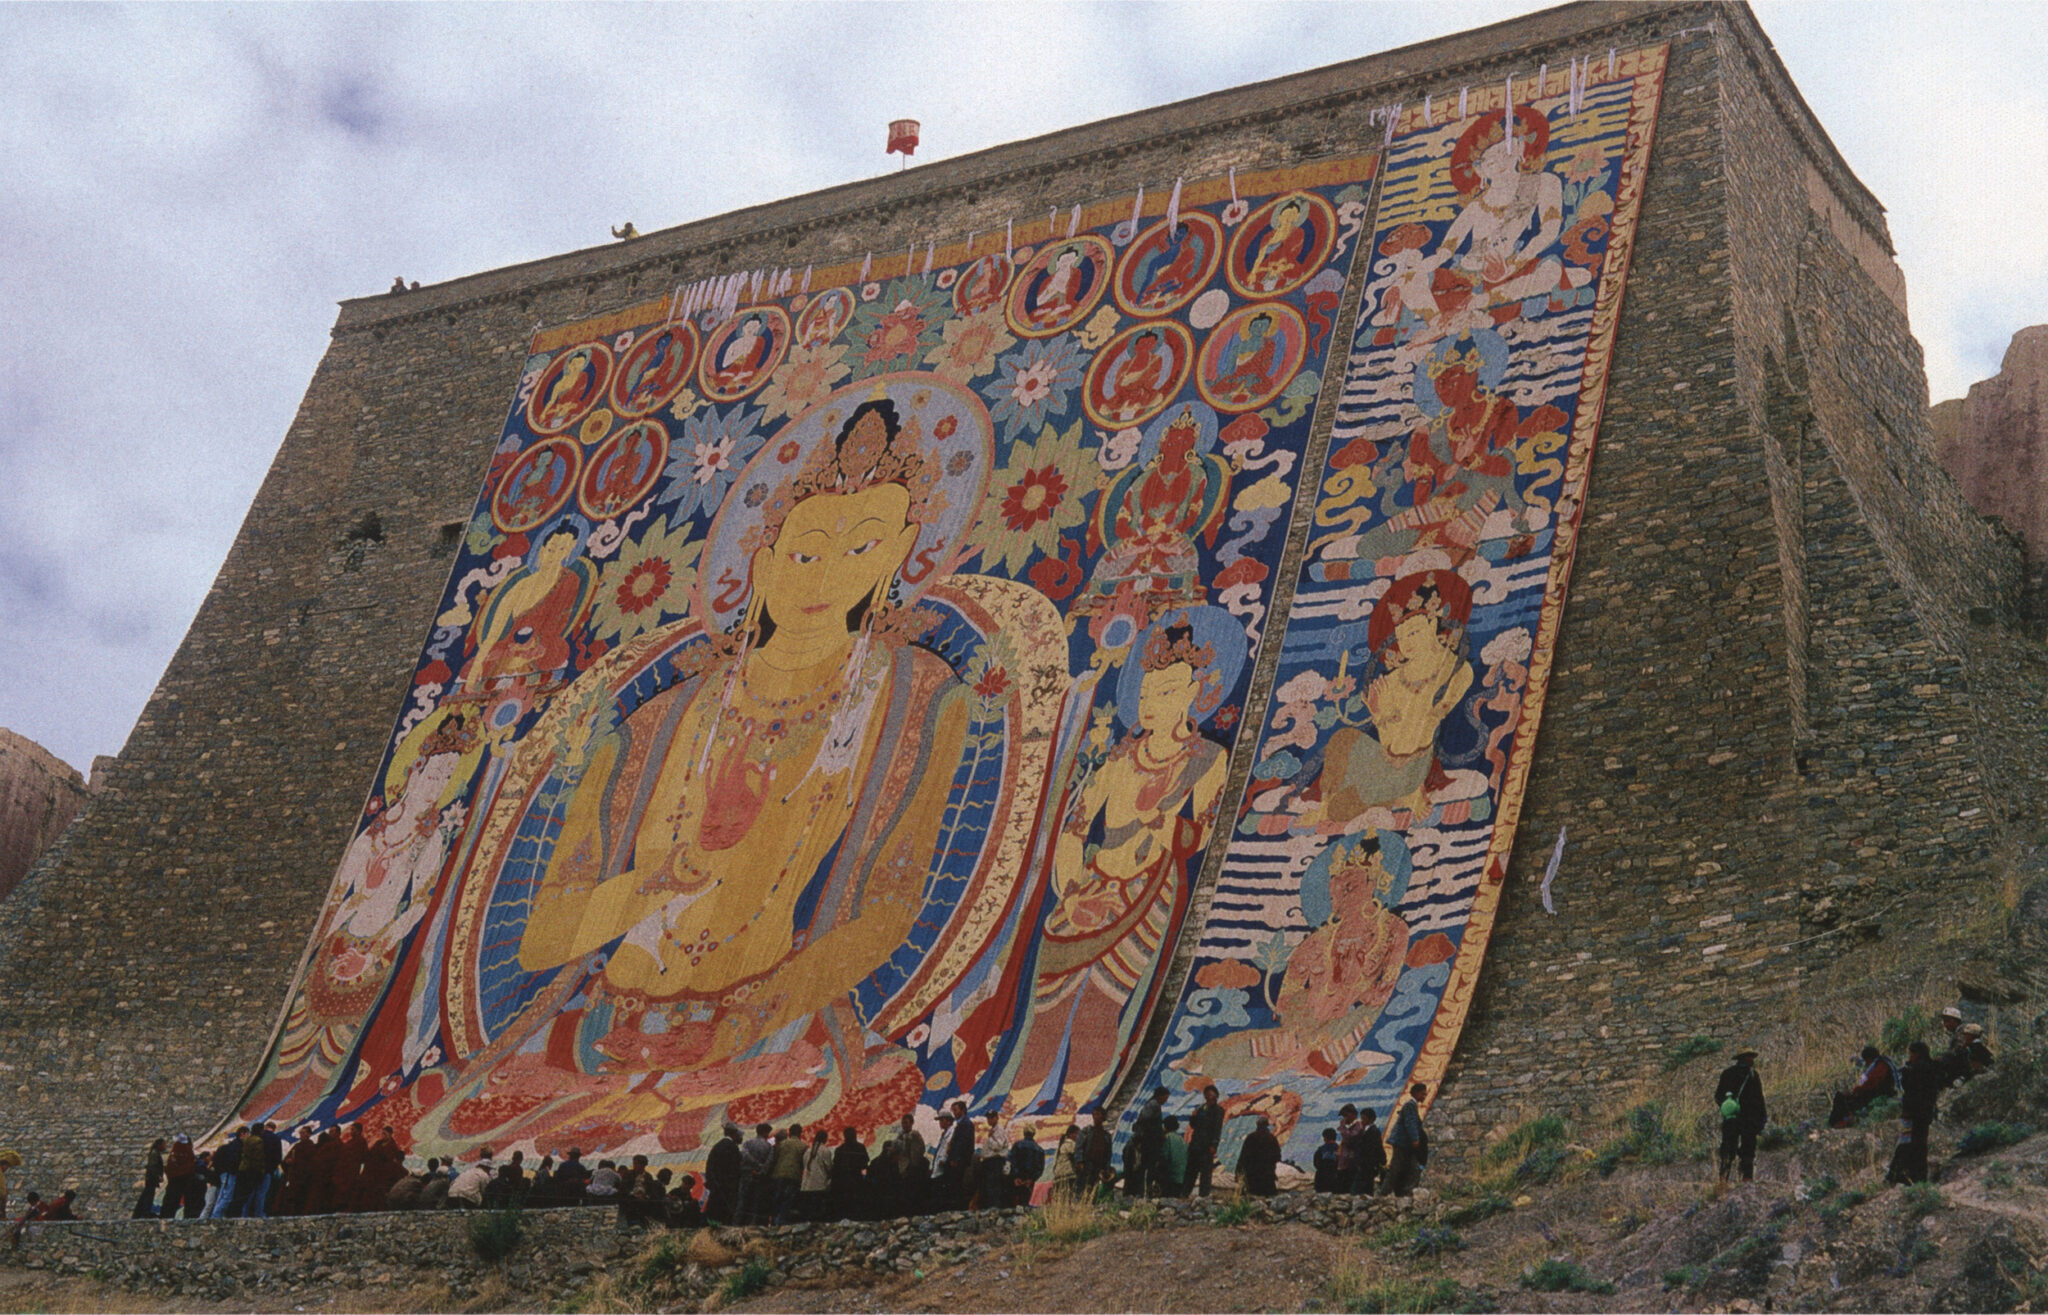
[[0, 0, 2035, 1202]]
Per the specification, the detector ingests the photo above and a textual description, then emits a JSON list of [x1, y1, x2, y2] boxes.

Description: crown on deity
[[1388, 579, 1454, 630], [757, 396, 940, 548], [418, 709, 479, 760], [1141, 620, 1216, 674]]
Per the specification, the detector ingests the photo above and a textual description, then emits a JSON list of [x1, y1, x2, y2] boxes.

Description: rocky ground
[[4, 1120, 2045, 1314]]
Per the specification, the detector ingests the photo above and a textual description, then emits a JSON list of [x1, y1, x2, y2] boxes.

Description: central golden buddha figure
[[518, 396, 970, 1074]]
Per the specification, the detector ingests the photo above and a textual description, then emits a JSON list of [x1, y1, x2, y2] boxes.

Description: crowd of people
[[20, 1078, 1438, 1235], [1723, 1003, 1996, 1187], [4, 1007, 2007, 1239]]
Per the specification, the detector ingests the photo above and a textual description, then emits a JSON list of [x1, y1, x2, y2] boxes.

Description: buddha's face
[[1136, 660, 1202, 737], [752, 483, 917, 643], [1391, 612, 1453, 664], [1477, 137, 1520, 191], [537, 532, 576, 568]]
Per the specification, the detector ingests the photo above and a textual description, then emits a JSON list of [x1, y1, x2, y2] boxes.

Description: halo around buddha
[[698, 371, 994, 634]]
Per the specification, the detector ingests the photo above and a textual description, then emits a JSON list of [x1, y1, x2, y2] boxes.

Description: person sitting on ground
[[1948, 1024, 1994, 1084], [418, 1159, 454, 1211], [1829, 1045, 1897, 1127], [1008, 1124, 1048, 1206], [482, 1160, 525, 1210], [586, 1159, 623, 1202], [526, 1154, 555, 1208], [386, 1158, 433, 1210], [554, 1148, 592, 1204], [666, 1172, 706, 1230], [1236, 1114, 1282, 1198], [44, 1190, 78, 1221], [1313, 1128, 1342, 1192], [448, 1149, 495, 1208]]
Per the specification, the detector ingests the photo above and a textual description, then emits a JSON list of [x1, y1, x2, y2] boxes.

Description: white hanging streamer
[[1424, 92, 1432, 126], [859, 251, 872, 283], [1048, 207, 1057, 238], [1005, 218, 1014, 260], [1165, 176, 1182, 233], [1382, 101, 1403, 146], [1227, 165, 1237, 204], [1067, 203, 1081, 238], [923, 241, 935, 280], [905, 243, 915, 280], [1538, 61, 1547, 98], [1608, 47, 1615, 78], [1569, 55, 1588, 118], [1128, 183, 1144, 237], [1459, 86, 1469, 120], [1539, 826, 1567, 915], [801, 265, 812, 295], [1505, 73, 1515, 152]]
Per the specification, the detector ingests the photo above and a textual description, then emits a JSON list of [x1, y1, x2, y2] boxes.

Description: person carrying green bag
[[1712, 1047, 1768, 1182]]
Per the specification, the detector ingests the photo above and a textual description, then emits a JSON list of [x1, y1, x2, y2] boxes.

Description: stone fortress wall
[[4, 0, 2041, 1196]]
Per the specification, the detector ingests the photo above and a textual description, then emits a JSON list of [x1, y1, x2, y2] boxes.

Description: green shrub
[[1861, 1094, 1900, 1123], [1663, 1035, 1722, 1071], [1480, 1115, 1568, 1167], [1901, 1181, 1944, 1218], [721, 1256, 775, 1302], [1881, 1006, 1932, 1056], [1345, 1277, 1463, 1313], [635, 1234, 689, 1290], [1410, 1227, 1465, 1258], [1803, 1172, 1839, 1201], [1662, 1265, 1702, 1290], [467, 1206, 523, 1263], [1594, 1102, 1681, 1176], [1758, 1121, 1797, 1151], [1211, 1198, 1261, 1227], [1519, 1259, 1614, 1294], [1956, 1121, 2036, 1156], [1443, 1195, 1512, 1227]]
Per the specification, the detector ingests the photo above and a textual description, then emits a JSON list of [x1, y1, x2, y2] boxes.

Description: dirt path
[[730, 1223, 1342, 1314]]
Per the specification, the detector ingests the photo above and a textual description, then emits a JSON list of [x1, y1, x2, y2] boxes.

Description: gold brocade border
[[529, 157, 1379, 356], [1408, 45, 1670, 1107]]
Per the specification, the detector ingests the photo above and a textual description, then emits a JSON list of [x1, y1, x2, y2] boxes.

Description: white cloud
[[0, 2, 2034, 771]]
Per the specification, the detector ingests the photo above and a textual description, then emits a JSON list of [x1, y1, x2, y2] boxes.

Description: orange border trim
[[1407, 45, 1671, 1105], [529, 157, 1379, 356]]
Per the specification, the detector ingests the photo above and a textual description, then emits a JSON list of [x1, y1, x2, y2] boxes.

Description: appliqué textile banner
[[1127, 49, 1666, 1166], [233, 159, 1380, 1161]]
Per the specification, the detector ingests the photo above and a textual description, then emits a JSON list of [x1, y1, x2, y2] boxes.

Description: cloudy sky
[[3, 2, 2043, 775]]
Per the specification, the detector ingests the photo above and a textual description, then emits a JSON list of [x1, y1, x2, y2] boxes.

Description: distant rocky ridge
[[1933, 324, 2048, 561], [0, 728, 91, 903]]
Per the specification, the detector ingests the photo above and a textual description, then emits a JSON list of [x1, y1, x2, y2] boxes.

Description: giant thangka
[[1132, 49, 1665, 1166], [231, 46, 1662, 1168]]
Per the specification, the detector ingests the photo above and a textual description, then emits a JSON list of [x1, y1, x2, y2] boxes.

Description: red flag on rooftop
[[887, 119, 920, 159]]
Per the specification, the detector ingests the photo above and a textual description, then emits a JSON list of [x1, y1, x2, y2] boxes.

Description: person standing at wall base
[[1714, 1048, 1768, 1183], [1382, 1083, 1430, 1197]]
